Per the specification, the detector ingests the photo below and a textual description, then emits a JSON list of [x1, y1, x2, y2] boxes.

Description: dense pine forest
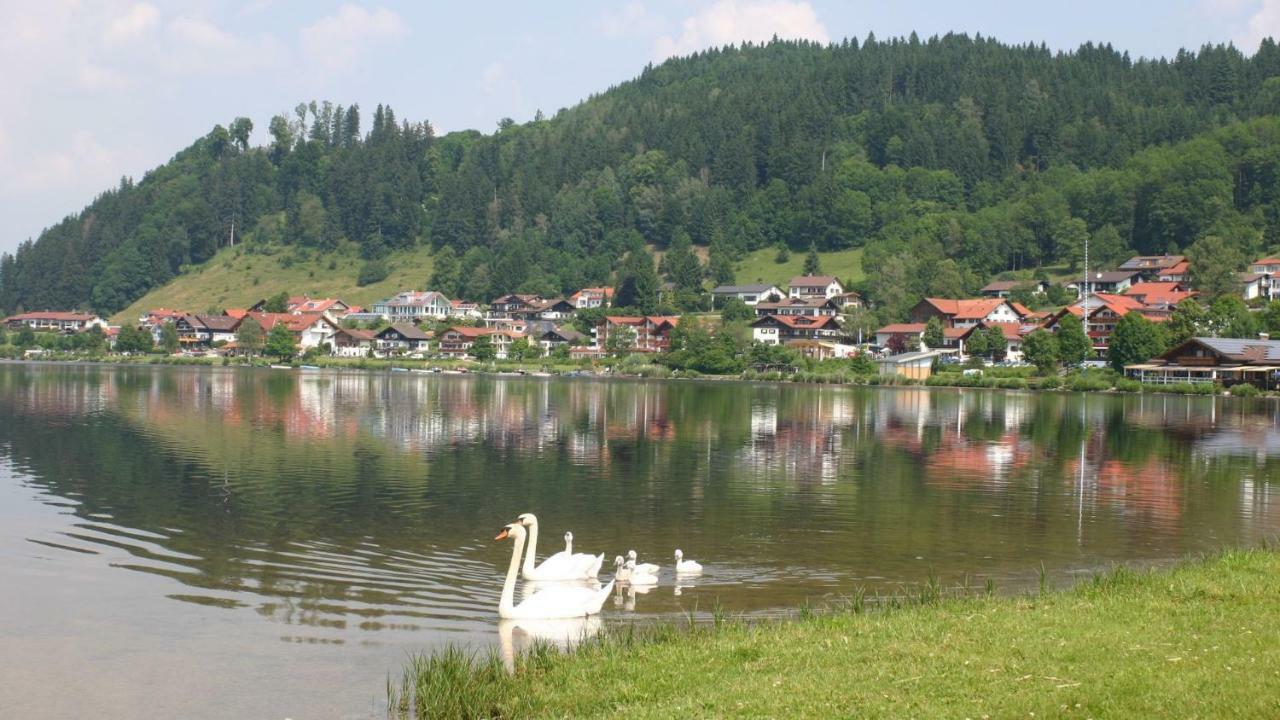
[[5, 33, 1280, 319]]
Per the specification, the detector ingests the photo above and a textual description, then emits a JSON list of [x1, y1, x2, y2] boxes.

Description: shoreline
[[390, 547, 1280, 718], [2, 355, 1276, 400]]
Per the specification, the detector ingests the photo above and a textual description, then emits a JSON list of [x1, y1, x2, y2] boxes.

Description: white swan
[[497, 616, 602, 673], [624, 558, 659, 585], [495, 523, 613, 619], [517, 513, 603, 581], [674, 549, 703, 574], [627, 549, 659, 575], [612, 555, 632, 582]]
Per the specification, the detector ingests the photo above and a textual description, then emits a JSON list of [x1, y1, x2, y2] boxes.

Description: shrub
[[1114, 378, 1143, 393], [1229, 383, 1262, 397]]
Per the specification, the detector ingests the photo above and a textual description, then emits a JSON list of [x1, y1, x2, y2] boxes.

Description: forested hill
[[6, 33, 1280, 320]]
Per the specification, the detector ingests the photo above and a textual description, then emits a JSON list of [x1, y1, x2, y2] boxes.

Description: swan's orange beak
[[494, 528, 510, 541]]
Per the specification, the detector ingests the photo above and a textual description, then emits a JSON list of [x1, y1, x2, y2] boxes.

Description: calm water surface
[[1, 364, 1278, 718]]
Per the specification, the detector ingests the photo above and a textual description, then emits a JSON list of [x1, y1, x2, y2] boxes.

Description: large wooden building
[[1124, 337, 1280, 389]]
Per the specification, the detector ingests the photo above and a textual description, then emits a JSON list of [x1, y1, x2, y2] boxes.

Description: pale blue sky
[[1, 0, 1275, 255]]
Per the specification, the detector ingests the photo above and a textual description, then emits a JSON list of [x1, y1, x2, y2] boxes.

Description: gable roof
[[6, 311, 100, 322], [711, 284, 780, 294], [1253, 257, 1280, 266], [195, 314, 240, 332], [1160, 337, 1280, 364], [1089, 270, 1142, 284], [752, 314, 841, 329], [1119, 255, 1186, 271], [1124, 282, 1195, 306], [919, 298, 1009, 319], [876, 323, 926, 334], [378, 323, 432, 340]]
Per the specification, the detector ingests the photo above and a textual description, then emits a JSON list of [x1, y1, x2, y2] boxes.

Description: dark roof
[[711, 284, 778, 294], [1119, 255, 1185, 271], [789, 275, 839, 287], [1090, 271, 1141, 283], [379, 323, 431, 340], [196, 314, 240, 331], [1164, 337, 1280, 363]]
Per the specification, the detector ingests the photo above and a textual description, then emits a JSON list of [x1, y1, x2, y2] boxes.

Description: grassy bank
[[734, 246, 865, 286], [390, 548, 1280, 718], [111, 242, 435, 325]]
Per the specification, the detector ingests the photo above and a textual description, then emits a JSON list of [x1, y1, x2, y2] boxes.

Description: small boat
[[299, 365, 321, 371], [269, 364, 292, 370], [390, 367, 409, 373], [410, 368, 433, 374]]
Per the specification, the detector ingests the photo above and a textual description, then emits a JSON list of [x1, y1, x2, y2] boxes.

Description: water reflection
[[1, 364, 1279, 718]]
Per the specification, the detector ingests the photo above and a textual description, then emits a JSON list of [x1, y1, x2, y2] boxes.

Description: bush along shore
[[388, 548, 1280, 719], [4, 351, 1277, 399]]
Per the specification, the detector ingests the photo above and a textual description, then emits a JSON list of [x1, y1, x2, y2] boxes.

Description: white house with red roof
[[372, 291, 452, 321], [4, 312, 107, 333], [570, 287, 614, 309], [909, 298, 1021, 328], [751, 314, 843, 345]]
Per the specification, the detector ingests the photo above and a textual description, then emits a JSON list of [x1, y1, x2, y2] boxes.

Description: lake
[[1, 363, 1278, 719]]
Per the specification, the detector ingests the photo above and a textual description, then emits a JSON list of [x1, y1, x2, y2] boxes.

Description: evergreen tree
[[616, 247, 660, 314], [803, 242, 822, 275], [719, 297, 754, 322], [431, 246, 461, 296]]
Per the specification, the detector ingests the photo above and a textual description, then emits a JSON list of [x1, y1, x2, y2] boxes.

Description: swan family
[[494, 513, 702, 619]]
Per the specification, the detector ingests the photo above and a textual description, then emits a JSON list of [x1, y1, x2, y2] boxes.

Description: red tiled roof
[[1124, 282, 1196, 306], [922, 298, 1007, 319], [1252, 257, 1280, 265], [877, 323, 926, 334], [755, 314, 841, 329]]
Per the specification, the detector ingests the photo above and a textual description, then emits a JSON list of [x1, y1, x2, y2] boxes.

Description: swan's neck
[[565, 536, 573, 554], [500, 531, 524, 616], [521, 519, 538, 574]]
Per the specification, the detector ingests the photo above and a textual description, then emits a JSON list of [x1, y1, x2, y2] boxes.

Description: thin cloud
[[1236, 0, 1280, 51], [299, 4, 407, 74], [653, 0, 830, 61]]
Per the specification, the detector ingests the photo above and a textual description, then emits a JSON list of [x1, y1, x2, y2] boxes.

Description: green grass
[[733, 247, 865, 287], [390, 548, 1280, 718], [112, 243, 435, 324]]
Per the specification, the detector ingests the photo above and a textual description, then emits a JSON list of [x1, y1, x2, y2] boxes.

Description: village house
[[788, 275, 844, 299], [528, 298, 577, 321], [1240, 272, 1269, 301], [287, 297, 357, 316], [570, 287, 614, 309], [909, 298, 1022, 328], [489, 294, 545, 318], [1043, 293, 1167, 355], [596, 316, 680, 353], [139, 308, 185, 328], [874, 322, 969, 354], [4, 312, 108, 334], [956, 322, 1028, 363], [979, 280, 1047, 298], [1123, 282, 1195, 308], [1249, 254, 1280, 299], [832, 290, 864, 310], [331, 327, 376, 357], [1064, 270, 1142, 296], [751, 314, 843, 345], [248, 312, 342, 351], [1125, 336, 1280, 389], [174, 314, 241, 348], [437, 326, 525, 359], [1118, 255, 1187, 282], [449, 299, 483, 319], [536, 326, 586, 354], [710, 284, 784, 306], [374, 324, 432, 355], [372, 291, 452, 321], [754, 296, 841, 318]]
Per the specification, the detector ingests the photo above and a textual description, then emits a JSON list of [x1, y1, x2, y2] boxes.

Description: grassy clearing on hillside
[[390, 548, 1280, 719], [734, 247, 865, 287], [112, 244, 435, 323]]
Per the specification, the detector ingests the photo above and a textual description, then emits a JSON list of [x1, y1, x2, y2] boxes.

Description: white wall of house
[[788, 281, 843, 299], [753, 326, 781, 345]]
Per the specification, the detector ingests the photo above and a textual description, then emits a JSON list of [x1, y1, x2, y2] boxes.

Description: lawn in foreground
[[393, 549, 1280, 718]]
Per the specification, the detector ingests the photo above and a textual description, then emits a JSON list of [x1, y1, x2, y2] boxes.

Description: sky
[[2, 0, 1278, 257]]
